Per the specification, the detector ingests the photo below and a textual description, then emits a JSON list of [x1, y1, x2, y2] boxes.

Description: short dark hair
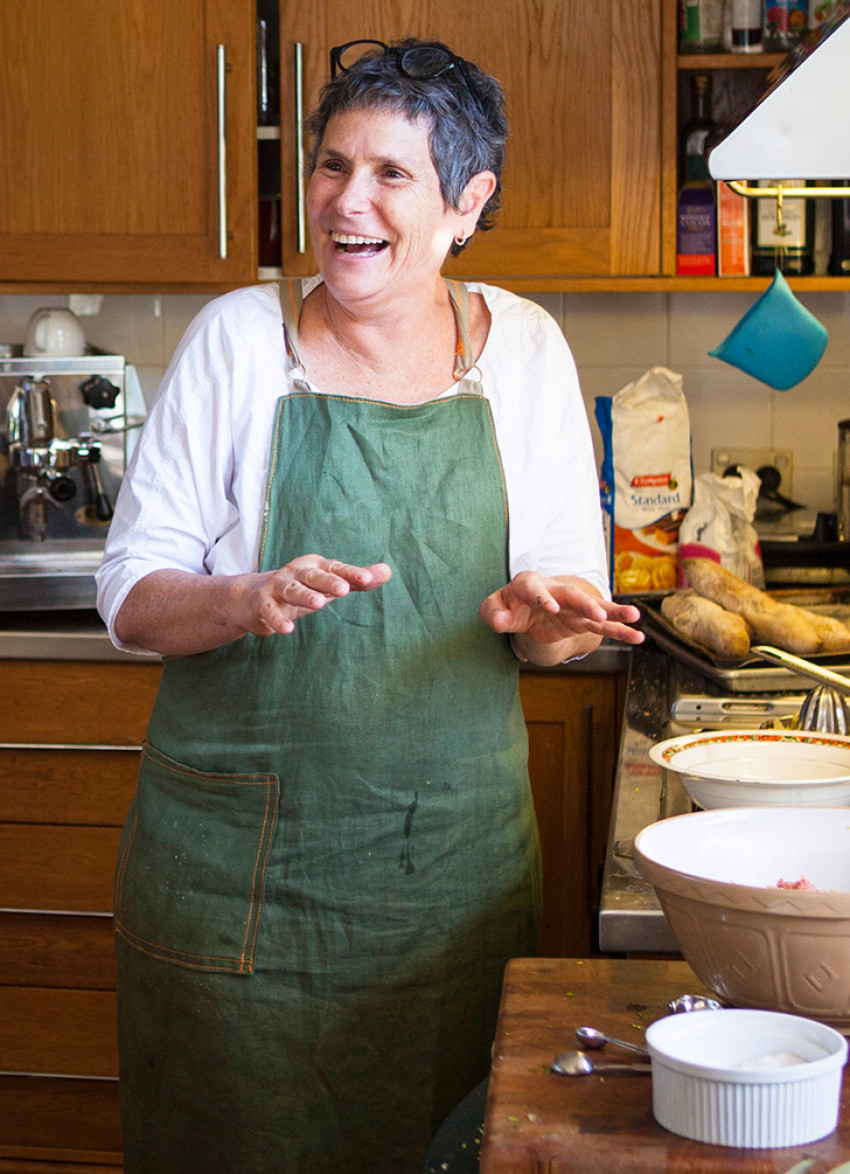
[[305, 39, 508, 255]]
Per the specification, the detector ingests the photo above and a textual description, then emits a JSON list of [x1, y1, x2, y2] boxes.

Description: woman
[[97, 38, 643, 1174]]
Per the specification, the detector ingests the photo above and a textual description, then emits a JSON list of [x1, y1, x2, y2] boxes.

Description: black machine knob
[[79, 374, 121, 410], [45, 473, 77, 503]]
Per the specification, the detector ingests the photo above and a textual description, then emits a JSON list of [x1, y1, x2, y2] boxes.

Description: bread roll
[[681, 557, 763, 612], [681, 557, 821, 655], [661, 590, 751, 660], [799, 608, 850, 652]]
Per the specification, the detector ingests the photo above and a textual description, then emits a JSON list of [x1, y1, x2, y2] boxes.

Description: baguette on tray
[[799, 608, 850, 652], [681, 557, 821, 655], [660, 590, 752, 661]]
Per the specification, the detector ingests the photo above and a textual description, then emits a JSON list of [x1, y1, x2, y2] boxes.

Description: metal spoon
[[667, 993, 724, 1015], [575, 1026, 649, 1057], [551, 1049, 651, 1077]]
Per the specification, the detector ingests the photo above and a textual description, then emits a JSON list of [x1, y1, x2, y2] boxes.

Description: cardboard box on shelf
[[717, 181, 751, 276]]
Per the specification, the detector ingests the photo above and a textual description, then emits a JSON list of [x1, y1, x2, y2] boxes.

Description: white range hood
[[708, 10, 850, 181]]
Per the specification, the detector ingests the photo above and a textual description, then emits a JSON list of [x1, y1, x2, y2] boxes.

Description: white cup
[[23, 309, 86, 357]]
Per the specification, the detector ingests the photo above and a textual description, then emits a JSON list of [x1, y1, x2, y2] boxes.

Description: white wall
[[1, 286, 848, 514]]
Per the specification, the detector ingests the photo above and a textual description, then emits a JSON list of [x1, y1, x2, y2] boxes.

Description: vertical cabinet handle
[[582, 703, 595, 923], [294, 42, 307, 254], [216, 44, 228, 260]]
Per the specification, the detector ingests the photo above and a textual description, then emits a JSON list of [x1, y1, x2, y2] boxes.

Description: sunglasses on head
[[329, 40, 483, 110]]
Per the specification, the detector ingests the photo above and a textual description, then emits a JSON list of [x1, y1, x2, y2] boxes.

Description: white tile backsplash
[[1, 284, 848, 515]]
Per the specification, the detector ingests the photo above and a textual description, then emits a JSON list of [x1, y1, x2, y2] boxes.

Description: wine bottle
[[751, 180, 815, 276], [829, 182, 850, 275], [680, 74, 716, 186], [677, 77, 718, 275]]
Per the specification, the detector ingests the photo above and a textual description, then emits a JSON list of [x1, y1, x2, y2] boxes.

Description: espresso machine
[[0, 349, 136, 608]]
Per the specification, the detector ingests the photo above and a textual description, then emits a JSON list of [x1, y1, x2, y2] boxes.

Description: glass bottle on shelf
[[751, 180, 815, 275], [677, 75, 718, 275], [680, 74, 716, 184], [731, 0, 764, 51], [678, 0, 725, 52], [828, 181, 850, 275], [763, 0, 809, 51]]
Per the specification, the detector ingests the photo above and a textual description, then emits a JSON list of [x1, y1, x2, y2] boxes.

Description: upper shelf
[[677, 52, 786, 69]]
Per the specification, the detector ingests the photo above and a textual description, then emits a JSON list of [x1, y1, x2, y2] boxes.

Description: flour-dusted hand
[[479, 571, 644, 666]]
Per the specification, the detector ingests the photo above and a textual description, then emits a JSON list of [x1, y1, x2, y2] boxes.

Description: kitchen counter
[[0, 609, 156, 662], [598, 643, 718, 954], [0, 609, 632, 671], [597, 638, 812, 954], [480, 957, 850, 1172]]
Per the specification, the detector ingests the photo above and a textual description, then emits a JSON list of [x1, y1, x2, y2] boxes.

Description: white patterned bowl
[[646, 1009, 847, 1148], [648, 729, 850, 809], [633, 807, 850, 1027]]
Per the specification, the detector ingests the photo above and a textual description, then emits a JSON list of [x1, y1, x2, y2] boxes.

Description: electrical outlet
[[710, 448, 794, 493]]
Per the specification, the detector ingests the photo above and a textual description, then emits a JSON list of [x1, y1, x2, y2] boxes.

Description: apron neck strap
[[278, 278, 484, 395], [279, 280, 304, 368], [278, 280, 312, 394], [445, 280, 483, 393]]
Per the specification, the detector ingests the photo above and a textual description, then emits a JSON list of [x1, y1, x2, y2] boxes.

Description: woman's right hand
[[114, 557, 392, 656], [235, 555, 393, 636]]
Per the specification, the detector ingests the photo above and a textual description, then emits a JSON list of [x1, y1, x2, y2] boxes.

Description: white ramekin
[[646, 1009, 847, 1148]]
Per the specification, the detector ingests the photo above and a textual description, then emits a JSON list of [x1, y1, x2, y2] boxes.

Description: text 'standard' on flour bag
[[595, 367, 692, 595]]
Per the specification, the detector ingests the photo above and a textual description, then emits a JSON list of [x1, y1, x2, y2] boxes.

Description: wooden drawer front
[[0, 1075, 121, 1166], [0, 660, 161, 745], [0, 748, 139, 825], [0, 826, 121, 913], [0, 987, 118, 1076], [0, 913, 115, 990]]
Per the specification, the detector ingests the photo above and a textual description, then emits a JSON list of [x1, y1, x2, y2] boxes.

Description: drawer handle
[[0, 742, 143, 752]]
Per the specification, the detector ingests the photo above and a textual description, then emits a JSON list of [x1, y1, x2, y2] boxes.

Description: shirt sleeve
[[476, 286, 610, 601], [95, 286, 282, 650]]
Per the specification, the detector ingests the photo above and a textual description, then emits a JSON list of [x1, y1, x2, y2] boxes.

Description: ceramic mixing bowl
[[633, 806, 850, 1027], [649, 729, 850, 809]]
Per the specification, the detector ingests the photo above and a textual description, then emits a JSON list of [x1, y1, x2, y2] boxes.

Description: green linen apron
[[113, 280, 541, 1174]]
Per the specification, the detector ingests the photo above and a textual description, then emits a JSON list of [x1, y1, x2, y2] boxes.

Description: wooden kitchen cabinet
[[520, 671, 627, 958], [0, 656, 622, 1167], [0, 659, 161, 1172], [0, 0, 256, 288], [276, 0, 663, 282], [659, 0, 850, 290]]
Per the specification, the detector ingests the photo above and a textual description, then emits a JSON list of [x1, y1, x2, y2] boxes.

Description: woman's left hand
[[479, 571, 644, 666]]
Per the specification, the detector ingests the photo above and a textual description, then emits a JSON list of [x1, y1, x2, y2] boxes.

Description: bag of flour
[[678, 467, 765, 588], [595, 367, 692, 595]]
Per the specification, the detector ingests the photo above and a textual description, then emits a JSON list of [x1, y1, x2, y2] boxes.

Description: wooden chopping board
[[480, 957, 850, 1173]]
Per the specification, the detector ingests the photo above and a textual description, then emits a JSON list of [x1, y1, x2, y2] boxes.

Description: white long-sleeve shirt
[[96, 280, 609, 651]]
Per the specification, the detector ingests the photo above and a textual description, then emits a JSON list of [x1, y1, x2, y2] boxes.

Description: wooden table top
[[480, 957, 850, 1173]]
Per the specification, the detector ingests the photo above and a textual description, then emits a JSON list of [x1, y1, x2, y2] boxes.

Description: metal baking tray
[[633, 589, 850, 692]]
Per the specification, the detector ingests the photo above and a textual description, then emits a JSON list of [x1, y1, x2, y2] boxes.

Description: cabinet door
[[278, 0, 662, 279], [0, 0, 256, 285], [520, 672, 625, 958]]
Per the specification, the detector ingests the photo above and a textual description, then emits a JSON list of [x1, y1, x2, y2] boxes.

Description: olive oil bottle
[[751, 179, 815, 276]]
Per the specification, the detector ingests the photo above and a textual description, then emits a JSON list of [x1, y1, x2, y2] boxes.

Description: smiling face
[[307, 106, 472, 311]]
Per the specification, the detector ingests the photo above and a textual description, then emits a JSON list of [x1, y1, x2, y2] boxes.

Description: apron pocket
[[114, 741, 279, 974]]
